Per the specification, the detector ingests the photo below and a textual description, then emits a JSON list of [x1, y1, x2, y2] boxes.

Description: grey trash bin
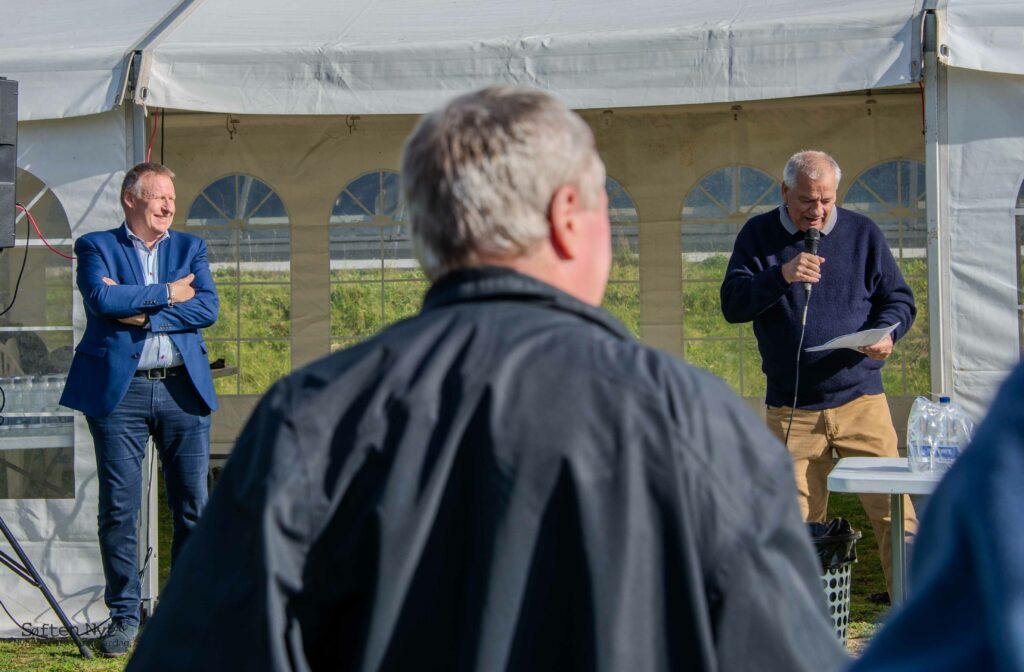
[[807, 518, 862, 646]]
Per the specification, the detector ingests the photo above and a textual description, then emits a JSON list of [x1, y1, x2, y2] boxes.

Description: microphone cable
[[785, 285, 812, 445], [785, 227, 820, 446]]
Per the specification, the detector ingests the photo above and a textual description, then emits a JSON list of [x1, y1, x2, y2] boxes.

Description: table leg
[[891, 493, 905, 605]]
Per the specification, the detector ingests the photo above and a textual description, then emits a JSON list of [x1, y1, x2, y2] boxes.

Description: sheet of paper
[[805, 322, 900, 352]]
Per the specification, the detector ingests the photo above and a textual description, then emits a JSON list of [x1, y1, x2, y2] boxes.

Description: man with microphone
[[720, 150, 918, 602]]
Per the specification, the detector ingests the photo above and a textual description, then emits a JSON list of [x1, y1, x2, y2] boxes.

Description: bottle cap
[[939, 396, 951, 404]]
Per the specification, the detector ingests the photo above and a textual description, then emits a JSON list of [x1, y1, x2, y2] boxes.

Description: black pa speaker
[[0, 78, 17, 249]]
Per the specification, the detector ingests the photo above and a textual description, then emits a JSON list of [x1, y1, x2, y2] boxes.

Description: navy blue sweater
[[720, 207, 916, 410]]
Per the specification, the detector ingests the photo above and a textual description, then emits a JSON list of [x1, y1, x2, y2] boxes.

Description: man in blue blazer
[[60, 162, 219, 657]]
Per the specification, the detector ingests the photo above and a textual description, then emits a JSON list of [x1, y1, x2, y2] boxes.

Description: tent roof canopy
[[1, 0, 180, 120], [6, 0, 924, 121], [133, 0, 922, 115], [5, 0, 1024, 122]]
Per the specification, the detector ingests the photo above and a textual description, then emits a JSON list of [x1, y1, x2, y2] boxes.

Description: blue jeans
[[86, 374, 211, 624]]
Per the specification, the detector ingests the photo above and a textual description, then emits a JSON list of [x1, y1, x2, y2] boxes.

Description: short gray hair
[[401, 87, 605, 279], [121, 162, 175, 201], [783, 150, 841, 189]]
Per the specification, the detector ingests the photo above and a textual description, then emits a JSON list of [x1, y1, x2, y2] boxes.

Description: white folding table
[[827, 457, 942, 605]]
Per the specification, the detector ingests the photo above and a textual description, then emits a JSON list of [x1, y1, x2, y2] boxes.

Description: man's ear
[[548, 184, 580, 260]]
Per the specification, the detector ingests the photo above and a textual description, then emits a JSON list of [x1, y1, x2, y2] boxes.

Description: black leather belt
[[135, 366, 185, 380]]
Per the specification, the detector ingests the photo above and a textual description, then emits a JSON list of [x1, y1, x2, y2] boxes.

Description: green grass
[[828, 493, 890, 626], [683, 254, 930, 399], [0, 639, 126, 671], [199, 254, 930, 402], [0, 475, 174, 669]]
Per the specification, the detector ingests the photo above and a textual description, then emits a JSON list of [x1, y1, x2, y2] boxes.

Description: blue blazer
[[60, 225, 219, 418]]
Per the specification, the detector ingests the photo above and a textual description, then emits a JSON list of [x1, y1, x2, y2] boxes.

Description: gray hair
[[121, 162, 175, 201], [401, 87, 605, 279], [783, 150, 841, 189]]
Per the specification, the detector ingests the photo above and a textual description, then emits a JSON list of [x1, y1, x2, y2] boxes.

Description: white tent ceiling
[[5, 0, 922, 120], [135, 0, 922, 114], [0, 0, 178, 120]]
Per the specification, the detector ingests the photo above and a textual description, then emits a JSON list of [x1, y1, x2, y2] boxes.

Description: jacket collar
[[423, 266, 634, 341]]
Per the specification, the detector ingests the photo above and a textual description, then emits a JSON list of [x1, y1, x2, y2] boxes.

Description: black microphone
[[803, 228, 820, 294]]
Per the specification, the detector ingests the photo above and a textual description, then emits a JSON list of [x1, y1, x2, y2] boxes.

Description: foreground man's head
[[401, 86, 612, 306]]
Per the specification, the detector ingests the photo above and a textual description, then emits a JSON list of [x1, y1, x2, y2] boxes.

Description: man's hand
[[101, 277, 149, 326], [117, 314, 148, 327], [168, 274, 196, 304], [860, 333, 893, 360], [781, 253, 825, 285]]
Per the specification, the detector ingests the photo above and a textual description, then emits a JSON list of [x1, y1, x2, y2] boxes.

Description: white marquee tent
[[0, 0, 1021, 638]]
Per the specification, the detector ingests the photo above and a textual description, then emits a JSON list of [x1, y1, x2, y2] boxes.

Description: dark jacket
[[721, 207, 915, 409], [129, 267, 846, 672]]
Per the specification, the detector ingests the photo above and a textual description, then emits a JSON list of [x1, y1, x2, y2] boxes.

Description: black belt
[[135, 366, 185, 380]]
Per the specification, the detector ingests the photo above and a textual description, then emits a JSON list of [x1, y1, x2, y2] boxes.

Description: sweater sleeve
[[720, 223, 792, 324]]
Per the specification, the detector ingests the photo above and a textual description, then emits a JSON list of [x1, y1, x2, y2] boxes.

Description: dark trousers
[[86, 374, 211, 624]]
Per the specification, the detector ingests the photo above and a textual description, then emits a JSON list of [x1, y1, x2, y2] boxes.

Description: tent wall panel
[[945, 66, 1024, 419], [0, 110, 128, 637]]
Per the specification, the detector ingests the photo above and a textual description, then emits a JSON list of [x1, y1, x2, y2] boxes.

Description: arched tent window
[[842, 160, 929, 396], [185, 174, 291, 395], [329, 171, 427, 350], [1016, 179, 1024, 353], [604, 176, 640, 335], [680, 165, 779, 397], [0, 169, 74, 498]]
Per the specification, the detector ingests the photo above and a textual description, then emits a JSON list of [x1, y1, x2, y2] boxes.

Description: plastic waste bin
[[807, 518, 862, 646]]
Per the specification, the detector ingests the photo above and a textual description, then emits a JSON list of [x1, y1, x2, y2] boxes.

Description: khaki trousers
[[765, 393, 918, 598]]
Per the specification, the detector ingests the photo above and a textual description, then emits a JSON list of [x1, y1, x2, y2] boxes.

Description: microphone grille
[[805, 228, 820, 254]]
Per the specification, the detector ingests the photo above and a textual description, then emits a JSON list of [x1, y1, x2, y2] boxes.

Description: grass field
[[204, 254, 930, 401]]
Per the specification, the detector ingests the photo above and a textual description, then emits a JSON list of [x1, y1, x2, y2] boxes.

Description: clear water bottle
[[907, 396, 974, 473]]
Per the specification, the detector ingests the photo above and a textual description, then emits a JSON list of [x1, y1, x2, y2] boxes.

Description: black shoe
[[98, 619, 138, 657], [868, 592, 891, 605]]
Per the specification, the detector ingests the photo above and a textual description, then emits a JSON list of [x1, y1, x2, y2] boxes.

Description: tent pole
[[126, 53, 161, 621], [922, 9, 951, 398]]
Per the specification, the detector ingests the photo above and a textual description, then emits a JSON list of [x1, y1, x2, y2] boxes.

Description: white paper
[[805, 323, 900, 352]]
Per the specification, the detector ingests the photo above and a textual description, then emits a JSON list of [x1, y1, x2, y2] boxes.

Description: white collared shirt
[[125, 224, 184, 370], [778, 204, 838, 236]]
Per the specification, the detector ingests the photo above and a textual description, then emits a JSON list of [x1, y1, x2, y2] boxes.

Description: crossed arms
[[76, 235, 219, 333]]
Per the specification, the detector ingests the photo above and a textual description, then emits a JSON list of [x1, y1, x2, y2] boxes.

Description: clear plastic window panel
[[843, 160, 929, 396], [0, 170, 74, 498], [186, 174, 291, 396], [603, 177, 640, 336], [330, 172, 425, 349], [680, 166, 779, 397]]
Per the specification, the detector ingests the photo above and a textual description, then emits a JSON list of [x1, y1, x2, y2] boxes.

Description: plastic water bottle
[[907, 396, 974, 473]]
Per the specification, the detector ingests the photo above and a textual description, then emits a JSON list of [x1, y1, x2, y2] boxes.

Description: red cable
[[15, 204, 75, 260], [145, 108, 160, 162]]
